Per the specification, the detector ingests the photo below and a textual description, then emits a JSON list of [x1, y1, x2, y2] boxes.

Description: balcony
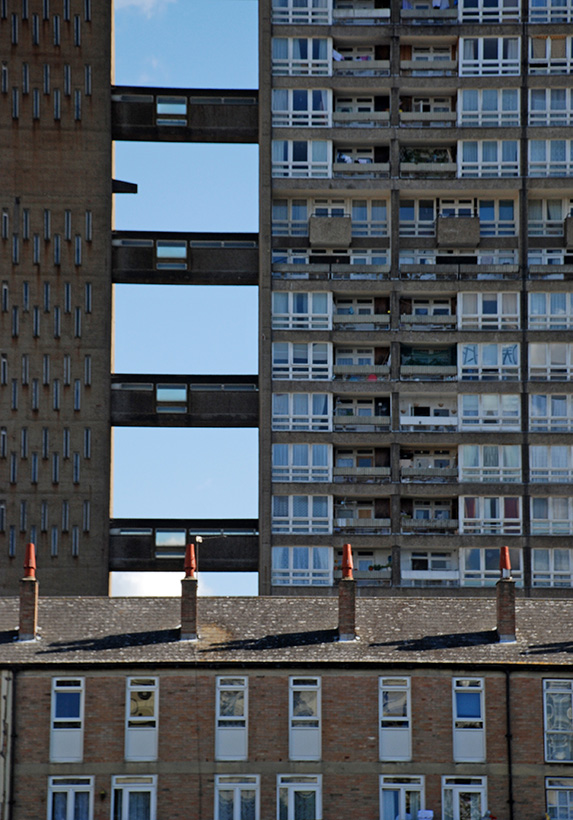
[[332, 6, 391, 24], [400, 314, 456, 330], [529, 265, 573, 281], [401, 60, 457, 76], [334, 517, 391, 534], [333, 314, 390, 331], [400, 365, 457, 381], [333, 364, 390, 380], [333, 161, 390, 179], [333, 466, 391, 483], [400, 415, 458, 431], [401, 467, 458, 482], [401, 161, 457, 179], [333, 59, 390, 77], [400, 112, 457, 128], [401, 569, 460, 586], [401, 518, 459, 534], [333, 568, 391, 583], [334, 414, 391, 431], [400, 264, 520, 282], [400, 6, 457, 22], [333, 111, 390, 127]]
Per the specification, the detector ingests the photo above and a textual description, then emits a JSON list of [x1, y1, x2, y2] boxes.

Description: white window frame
[[531, 0, 573, 20], [529, 36, 573, 75], [351, 199, 388, 236], [272, 494, 332, 533], [458, 292, 519, 330], [460, 496, 521, 534], [531, 497, 573, 535], [272, 88, 331, 127], [461, 547, 523, 587], [529, 344, 573, 380], [271, 37, 331, 77], [528, 199, 572, 237], [272, 393, 332, 431], [272, 342, 332, 380], [272, 292, 332, 330], [48, 776, 93, 820], [272, 198, 309, 237], [544, 680, 573, 762], [533, 549, 573, 588], [380, 776, 424, 820], [531, 446, 573, 483], [442, 777, 487, 820], [215, 775, 260, 820], [459, 140, 519, 178], [528, 249, 564, 265], [452, 678, 485, 762], [289, 677, 321, 761], [216, 676, 248, 761], [529, 89, 573, 126], [546, 778, 573, 820], [50, 678, 84, 763], [272, 546, 333, 586], [459, 37, 520, 75], [458, 88, 519, 126], [379, 677, 411, 761], [272, 0, 331, 24], [399, 199, 435, 237], [277, 775, 322, 820], [125, 677, 158, 762], [478, 199, 516, 236], [530, 140, 573, 177], [111, 776, 157, 820], [272, 140, 331, 178], [272, 443, 332, 482], [459, 0, 519, 21], [459, 343, 520, 381], [459, 444, 521, 482], [530, 394, 573, 431]]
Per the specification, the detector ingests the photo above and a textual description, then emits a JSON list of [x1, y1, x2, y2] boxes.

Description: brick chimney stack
[[180, 543, 198, 641], [338, 543, 357, 642], [496, 546, 516, 643], [19, 543, 39, 642]]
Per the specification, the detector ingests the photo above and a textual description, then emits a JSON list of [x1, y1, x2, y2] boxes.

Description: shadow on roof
[[36, 629, 180, 654], [369, 630, 498, 651], [203, 628, 338, 653]]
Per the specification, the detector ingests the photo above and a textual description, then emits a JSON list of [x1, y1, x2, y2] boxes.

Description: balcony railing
[[333, 112, 389, 127], [333, 414, 391, 431], [333, 314, 390, 330], [332, 7, 391, 23], [401, 518, 458, 533], [400, 314, 456, 330], [460, 520, 521, 534], [333, 59, 390, 77], [333, 364, 390, 380], [272, 264, 392, 282], [529, 365, 573, 381], [334, 517, 391, 534], [401, 60, 457, 76], [528, 265, 573, 281], [401, 569, 459, 586], [401, 467, 458, 481], [531, 520, 573, 535], [400, 365, 458, 381], [400, 112, 457, 128], [400, 162, 457, 178], [400, 7, 457, 21], [333, 466, 391, 483], [459, 467, 522, 483], [400, 415, 458, 431], [332, 161, 390, 179]]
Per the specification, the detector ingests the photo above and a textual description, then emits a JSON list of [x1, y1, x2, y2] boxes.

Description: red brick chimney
[[496, 546, 516, 643], [180, 543, 198, 641], [19, 543, 39, 642], [338, 543, 357, 642]]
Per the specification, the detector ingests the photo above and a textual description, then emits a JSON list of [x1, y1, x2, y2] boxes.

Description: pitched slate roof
[[0, 594, 572, 667]]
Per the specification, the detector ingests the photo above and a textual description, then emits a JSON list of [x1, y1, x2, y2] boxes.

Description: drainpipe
[[505, 670, 515, 820]]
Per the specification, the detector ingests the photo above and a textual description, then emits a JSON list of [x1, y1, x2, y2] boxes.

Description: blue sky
[[111, 0, 259, 596]]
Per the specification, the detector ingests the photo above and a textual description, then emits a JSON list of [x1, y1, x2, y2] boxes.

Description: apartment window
[[9, 527, 16, 557], [459, 445, 521, 482], [63, 429, 70, 459], [1, 355, 6, 384], [11, 88, 19, 119], [53, 380, 60, 411], [272, 37, 330, 76], [21, 353, 29, 385], [74, 90, 81, 120], [51, 525, 58, 555], [532, 498, 573, 535], [31, 379, 39, 410], [85, 210, 92, 239], [74, 379, 81, 410], [62, 501, 69, 531], [64, 0, 70, 19], [43, 354, 50, 385], [215, 775, 259, 820], [52, 453, 60, 483], [531, 394, 573, 432], [42, 428, 49, 458], [272, 88, 331, 127], [0, 501, 5, 530], [43, 64, 50, 94], [84, 283, 92, 312], [459, 141, 519, 178], [125, 677, 158, 762], [72, 453, 80, 484], [0, 428, 6, 458], [41, 501, 49, 532], [533, 549, 573, 587], [63, 355, 71, 386], [351, 199, 388, 236], [11, 380, 17, 410], [477, 199, 516, 236], [459, 37, 519, 74], [452, 679, 486, 762], [272, 546, 332, 586], [73, 15, 81, 45], [529, 36, 573, 74], [74, 307, 81, 337], [460, 496, 521, 534], [380, 678, 411, 761], [546, 778, 573, 820], [399, 200, 435, 237], [459, 292, 518, 330], [545, 680, 573, 762], [529, 199, 571, 237], [459, 89, 518, 126], [74, 235, 82, 265], [111, 776, 156, 820], [31, 306, 39, 337], [272, 342, 331, 380], [278, 775, 321, 820], [22, 63, 29, 94], [529, 249, 564, 266], [33, 234, 40, 262], [459, 343, 519, 381], [442, 778, 487, 820], [63, 65, 71, 97], [53, 14, 60, 45], [64, 282, 71, 313], [272, 0, 330, 23], [531, 446, 573, 482], [84, 65, 92, 96], [272, 444, 331, 482], [48, 776, 93, 820], [30, 453, 38, 483], [21, 427, 28, 458], [216, 676, 248, 761], [530, 140, 573, 177], [272, 199, 308, 236], [530, 344, 573, 380], [72, 526, 79, 556], [289, 677, 320, 760], [20, 500, 27, 531], [50, 678, 84, 762], [272, 292, 330, 331], [272, 140, 330, 178], [380, 777, 424, 820], [272, 495, 331, 533], [82, 500, 90, 532], [84, 428, 91, 458], [530, 89, 573, 125], [1, 65, 6, 94], [54, 89, 61, 120], [84, 355, 91, 386], [11, 13, 18, 44]]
